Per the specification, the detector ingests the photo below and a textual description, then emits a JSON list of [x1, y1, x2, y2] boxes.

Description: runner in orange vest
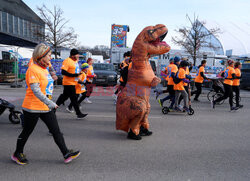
[[67, 63, 89, 112], [232, 62, 243, 108], [11, 44, 80, 165], [173, 60, 191, 112], [158, 56, 180, 108], [56, 49, 87, 118], [212, 60, 238, 111], [85, 58, 97, 104], [192, 60, 208, 101]]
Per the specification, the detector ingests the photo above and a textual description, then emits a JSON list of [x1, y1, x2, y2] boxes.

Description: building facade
[[0, 0, 45, 47]]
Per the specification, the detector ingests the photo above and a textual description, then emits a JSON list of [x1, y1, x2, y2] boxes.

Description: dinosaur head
[[132, 24, 170, 57], [146, 24, 168, 47]]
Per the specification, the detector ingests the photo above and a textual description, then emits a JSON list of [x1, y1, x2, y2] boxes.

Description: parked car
[[92, 63, 117, 86], [240, 63, 250, 89]]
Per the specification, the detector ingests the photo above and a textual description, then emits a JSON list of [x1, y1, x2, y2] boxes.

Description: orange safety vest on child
[[195, 66, 205, 83], [61, 57, 80, 85], [174, 68, 186, 91], [75, 72, 87, 94], [167, 64, 178, 85], [22, 64, 51, 111], [224, 66, 235, 86]]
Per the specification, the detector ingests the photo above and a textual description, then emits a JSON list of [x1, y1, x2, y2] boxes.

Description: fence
[[0, 58, 86, 86]]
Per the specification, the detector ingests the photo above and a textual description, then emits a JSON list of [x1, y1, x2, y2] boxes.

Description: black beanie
[[70, 49, 79, 56]]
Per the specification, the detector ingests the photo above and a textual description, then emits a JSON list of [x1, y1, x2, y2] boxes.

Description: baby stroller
[[0, 98, 23, 124], [207, 78, 225, 105]]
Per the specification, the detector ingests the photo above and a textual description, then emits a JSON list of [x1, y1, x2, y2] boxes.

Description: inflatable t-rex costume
[[116, 24, 171, 140]]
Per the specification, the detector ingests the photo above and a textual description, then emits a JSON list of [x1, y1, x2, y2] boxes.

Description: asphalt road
[[0, 85, 249, 181]]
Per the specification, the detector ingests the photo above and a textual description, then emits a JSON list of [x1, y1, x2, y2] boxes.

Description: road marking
[[87, 114, 163, 119]]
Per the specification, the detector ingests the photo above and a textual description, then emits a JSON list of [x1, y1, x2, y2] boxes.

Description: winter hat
[[174, 56, 180, 63], [169, 57, 174, 62], [70, 49, 79, 56], [81, 63, 89, 69]]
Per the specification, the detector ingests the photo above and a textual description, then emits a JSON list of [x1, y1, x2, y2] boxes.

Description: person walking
[[158, 56, 180, 108], [56, 49, 87, 119], [212, 60, 238, 111], [67, 63, 89, 112], [232, 62, 243, 108], [192, 60, 208, 101], [84, 58, 96, 104], [11, 44, 80, 165]]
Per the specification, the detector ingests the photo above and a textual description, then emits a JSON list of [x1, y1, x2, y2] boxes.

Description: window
[[2, 51, 11, 60], [14, 16, 18, 34], [19, 18, 23, 36], [27, 21, 31, 38], [23, 20, 27, 37], [8, 13, 13, 34], [2, 12, 7, 32]]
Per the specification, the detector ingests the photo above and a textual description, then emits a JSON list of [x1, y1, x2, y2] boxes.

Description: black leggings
[[192, 82, 202, 99], [115, 82, 126, 95], [68, 92, 87, 110], [232, 86, 240, 106], [214, 84, 233, 107], [15, 110, 68, 156], [56, 85, 82, 115]]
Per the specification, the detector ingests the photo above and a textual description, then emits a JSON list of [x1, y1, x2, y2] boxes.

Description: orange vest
[[174, 68, 186, 91], [224, 66, 235, 86], [167, 64, 178, 85], [232, 68, 241, 86], [22, 64, 50, 111], [61, 57, 80, 85], [195, 66, 205, 83]]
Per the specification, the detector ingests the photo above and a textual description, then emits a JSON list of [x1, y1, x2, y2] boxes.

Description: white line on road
[[87, 114, 164, 119]]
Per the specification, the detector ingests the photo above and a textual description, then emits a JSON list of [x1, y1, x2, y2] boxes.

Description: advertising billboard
[[111, 24, 129, 48]]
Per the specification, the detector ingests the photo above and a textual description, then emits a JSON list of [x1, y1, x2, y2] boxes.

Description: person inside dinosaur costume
[[116, 24, 171, 140]]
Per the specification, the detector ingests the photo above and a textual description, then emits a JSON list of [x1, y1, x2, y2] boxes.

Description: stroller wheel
[[162, 107, 169, 114], [188, 108, 194, 115], [9, 111, 21, 124]]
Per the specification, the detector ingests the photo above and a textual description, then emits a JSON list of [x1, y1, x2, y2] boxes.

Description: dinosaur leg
[[129, 100, 147, 136], [139, 103, 153, 136]]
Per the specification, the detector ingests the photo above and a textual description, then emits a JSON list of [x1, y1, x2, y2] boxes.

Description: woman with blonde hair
[[11, 43, 80, 165]]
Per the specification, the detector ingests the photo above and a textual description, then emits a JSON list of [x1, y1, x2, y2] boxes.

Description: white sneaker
[[112, 94, 117, 100], [66, 107, 74, 113], [84, 98, 92, 104]]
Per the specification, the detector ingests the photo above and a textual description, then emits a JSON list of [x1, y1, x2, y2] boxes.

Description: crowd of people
[[156, 56, 243, 112], [10, 43, 243, 165]]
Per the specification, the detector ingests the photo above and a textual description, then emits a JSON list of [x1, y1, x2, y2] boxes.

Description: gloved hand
[[183, 79, 190, 83]]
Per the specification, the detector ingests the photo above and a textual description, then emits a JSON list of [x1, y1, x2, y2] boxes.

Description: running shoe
[[127, 130, 142, 140], [237, 105, 243, 109], [158, 99, 163, 107], [211, 100, 215, 109], [230, 106, 238, 111], [11, 153, 28, 165], [84, 98, 92, 104], [66, 107, 74, 113], [64, 150, 81, 164], [139, 126, 153, 136], [112, 94, 117, 100], [77, 113, 88, 119], [174, 106, 182, 112], [183, 106, 190, 113]]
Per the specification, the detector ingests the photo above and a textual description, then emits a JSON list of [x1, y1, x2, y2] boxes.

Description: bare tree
[[172, 14, 221, 66], [37, 5, 78, 59]]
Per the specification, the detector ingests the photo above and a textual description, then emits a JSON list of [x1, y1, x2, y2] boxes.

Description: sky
[[23, 0, 250, 51]]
